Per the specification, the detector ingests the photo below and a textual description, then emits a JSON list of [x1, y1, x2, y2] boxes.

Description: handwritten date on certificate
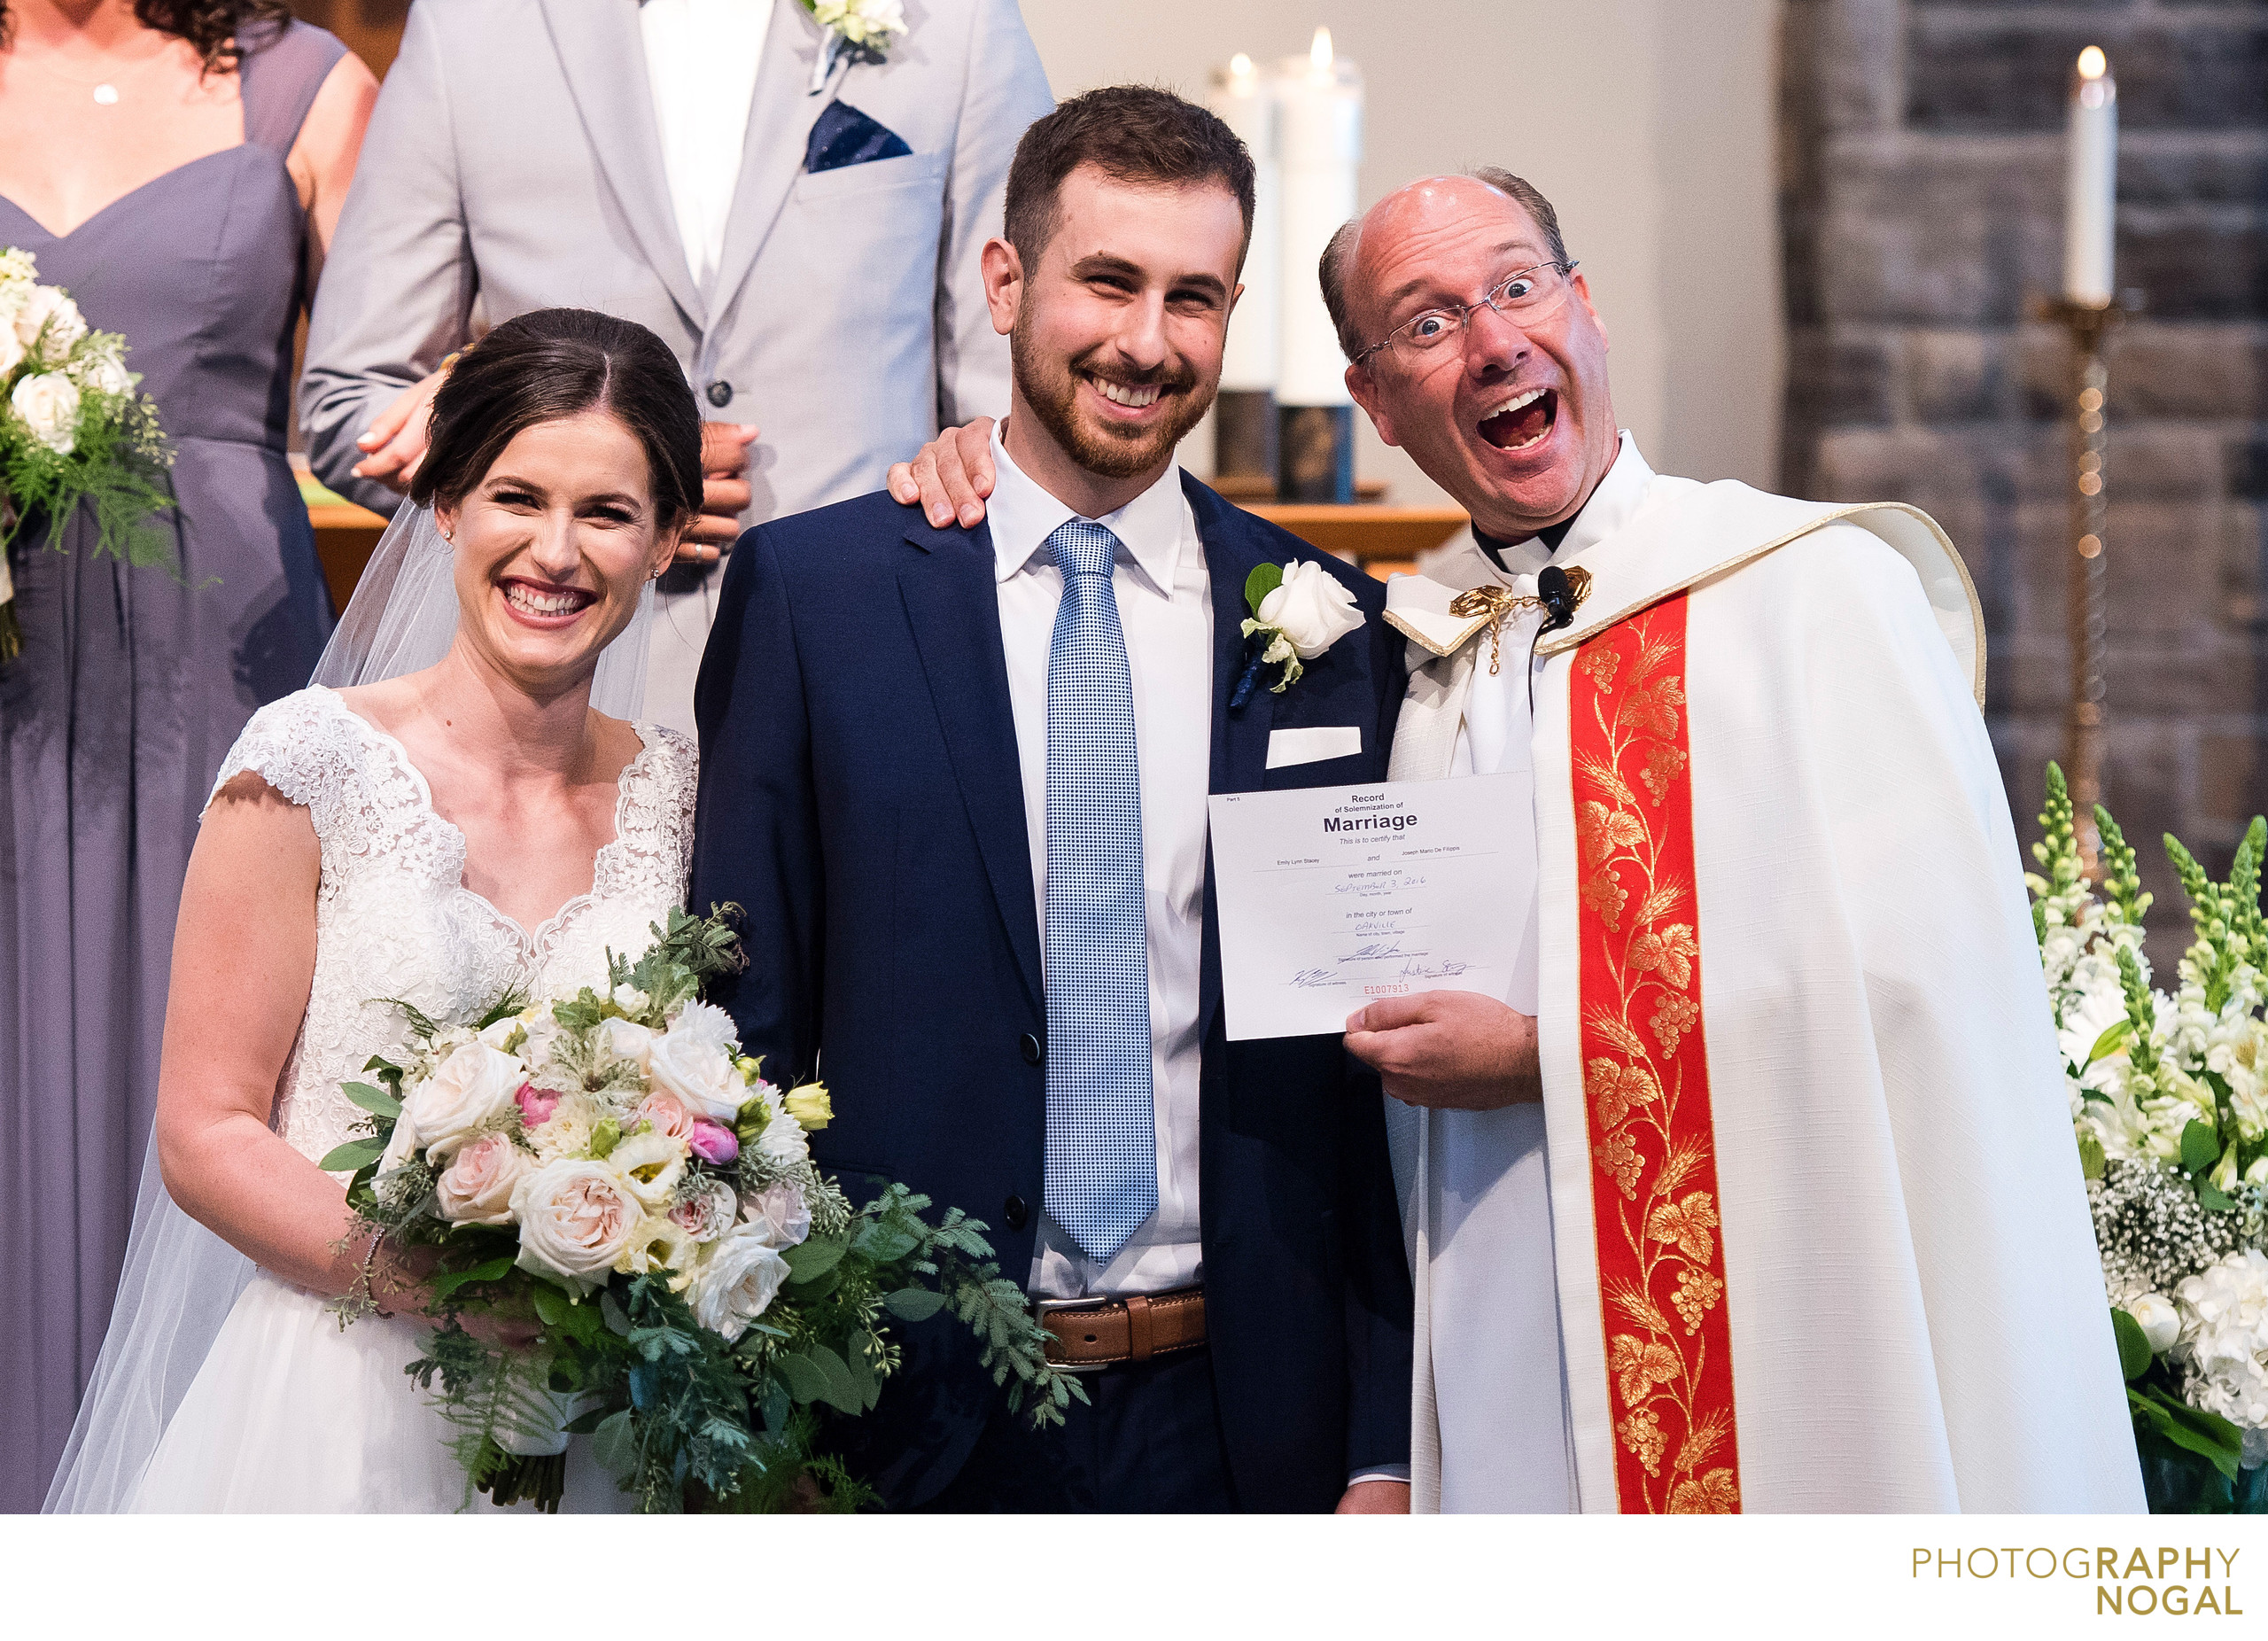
[[1207, 774, 1526, 1040]]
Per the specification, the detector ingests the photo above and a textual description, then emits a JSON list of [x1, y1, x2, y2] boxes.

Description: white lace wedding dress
[[128, 686, 697, 1513]]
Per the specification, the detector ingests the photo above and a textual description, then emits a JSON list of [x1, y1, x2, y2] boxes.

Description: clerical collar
[[1472, 514, 1574, 572]]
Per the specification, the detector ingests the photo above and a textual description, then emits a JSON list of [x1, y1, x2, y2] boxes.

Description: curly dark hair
[[0, 2, 293, 74]]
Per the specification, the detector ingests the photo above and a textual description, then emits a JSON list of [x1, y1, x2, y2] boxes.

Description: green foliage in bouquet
[[325, 906, 1084, 1513], [2030, 765, 2268, 1513]]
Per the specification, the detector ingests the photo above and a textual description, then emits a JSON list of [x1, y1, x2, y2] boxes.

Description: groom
[[689, 87, 1412, 1512]]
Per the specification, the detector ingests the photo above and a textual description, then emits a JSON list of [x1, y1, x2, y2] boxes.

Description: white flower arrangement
[[2031, 765, 2268, 1506], [0, 246, 175, 665]]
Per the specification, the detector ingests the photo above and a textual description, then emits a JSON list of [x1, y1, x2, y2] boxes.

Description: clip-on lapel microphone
[[1526, 564, 1581, 713]]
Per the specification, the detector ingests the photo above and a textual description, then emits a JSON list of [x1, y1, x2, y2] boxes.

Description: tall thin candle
[[2062, 46, 2117, 307]]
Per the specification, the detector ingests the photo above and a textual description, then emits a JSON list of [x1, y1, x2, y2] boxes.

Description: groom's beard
[[1011, 315, 1214, 481]]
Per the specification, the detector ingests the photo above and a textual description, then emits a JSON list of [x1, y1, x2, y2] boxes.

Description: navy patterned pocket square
[[805, 101, 913, 173]]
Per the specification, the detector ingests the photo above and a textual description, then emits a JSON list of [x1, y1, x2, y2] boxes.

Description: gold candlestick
[[2035, 293, 2137, 879]]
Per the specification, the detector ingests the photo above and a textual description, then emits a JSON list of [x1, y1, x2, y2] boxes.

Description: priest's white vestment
[[1383, 438, 2144, 1513]]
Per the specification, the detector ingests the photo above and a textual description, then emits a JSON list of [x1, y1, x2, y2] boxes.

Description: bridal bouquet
[[324, 906, 1083, 1512], [0, 247, 176, 663], [2031, 766, 2268, 1512]]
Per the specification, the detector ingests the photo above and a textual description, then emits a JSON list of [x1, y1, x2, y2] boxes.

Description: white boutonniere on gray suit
[[805, 0, 909, 93]]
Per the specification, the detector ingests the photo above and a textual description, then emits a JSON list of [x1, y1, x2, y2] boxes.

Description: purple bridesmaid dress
[[0, 20, 344, 1509]]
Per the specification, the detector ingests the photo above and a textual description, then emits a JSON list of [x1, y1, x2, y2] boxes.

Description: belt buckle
[[1034, 1295, 1116, 1374]]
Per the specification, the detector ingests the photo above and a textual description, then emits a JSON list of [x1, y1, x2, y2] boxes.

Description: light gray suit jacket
[[300, 0, 1052, 723]]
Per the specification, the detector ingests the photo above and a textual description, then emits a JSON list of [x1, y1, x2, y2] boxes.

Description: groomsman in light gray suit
[[301, 0, 1053, 732]]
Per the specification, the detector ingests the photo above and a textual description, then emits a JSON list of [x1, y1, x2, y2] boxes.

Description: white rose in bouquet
[[648, 1027, 748, 1123], [742, 1179, 812, 1248], [15, 285, 85, 363], [2126, 1291, 2182, 1354], [405, 1039, 525, 1163], [601, 1015, 656, 1069], [687, 1221, 790, 1342], [435, 1132, 531, 1226], [511, 1158, 641, 1292], [11, 371, 80, 455], [1255, 558, 1364, 659], [0, 323, 21, 377], [66, 341, 130, 402]]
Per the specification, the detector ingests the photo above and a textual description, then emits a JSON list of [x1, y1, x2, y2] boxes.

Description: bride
[[48, 307, 705, 1512]]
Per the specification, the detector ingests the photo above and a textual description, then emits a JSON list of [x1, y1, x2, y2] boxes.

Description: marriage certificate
[[1207, 774, 1528, 1040]]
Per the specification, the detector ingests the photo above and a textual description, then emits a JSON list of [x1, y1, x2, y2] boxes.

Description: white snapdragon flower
[[2057, 969, 2131, 1081]]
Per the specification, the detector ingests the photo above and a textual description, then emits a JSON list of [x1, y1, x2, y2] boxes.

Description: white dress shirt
[[1427, 435, 1651, 1511], [639, 0, 773, 292], [984, 422, 1211, 1302]]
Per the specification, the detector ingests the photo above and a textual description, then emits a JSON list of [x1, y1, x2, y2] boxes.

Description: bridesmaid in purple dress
[[0, 1, 375, 1509]]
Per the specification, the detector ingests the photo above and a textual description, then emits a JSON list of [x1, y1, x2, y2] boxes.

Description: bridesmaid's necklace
[[22, 42, 175, 106]]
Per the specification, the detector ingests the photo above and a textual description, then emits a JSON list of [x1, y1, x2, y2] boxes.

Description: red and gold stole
[[1569, 593, 1742, 1513]]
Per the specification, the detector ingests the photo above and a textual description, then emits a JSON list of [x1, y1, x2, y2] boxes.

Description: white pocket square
[[1266, 726, 1362, 769]]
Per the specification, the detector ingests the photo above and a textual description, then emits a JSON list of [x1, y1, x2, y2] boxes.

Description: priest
[[1317, 171, 2141, 1513], [886, 168, 2144, 1514]]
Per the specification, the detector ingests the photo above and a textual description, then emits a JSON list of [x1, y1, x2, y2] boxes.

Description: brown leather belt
[[1037, 1285, 1207, 1372]]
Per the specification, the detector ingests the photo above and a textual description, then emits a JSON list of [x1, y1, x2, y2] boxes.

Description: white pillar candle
[[2062, 45, 2117, 307], [1211, 54, 1280, 395], [1275, 27, 1363, 408]]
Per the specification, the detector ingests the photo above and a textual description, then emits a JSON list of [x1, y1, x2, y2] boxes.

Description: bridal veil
[[44, 502, 656, 1511]]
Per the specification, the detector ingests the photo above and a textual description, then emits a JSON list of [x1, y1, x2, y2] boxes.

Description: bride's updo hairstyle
[[408, 307, 703, 528]]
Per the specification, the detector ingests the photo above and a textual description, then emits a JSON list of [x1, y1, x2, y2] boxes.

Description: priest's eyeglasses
[[1352, 261, 1581, 368]]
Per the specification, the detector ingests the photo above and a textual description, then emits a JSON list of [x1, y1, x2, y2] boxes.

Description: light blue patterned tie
[[1042, 518, 1157, 1265]]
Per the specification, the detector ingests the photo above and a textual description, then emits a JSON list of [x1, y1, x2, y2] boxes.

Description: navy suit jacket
[[689, 473, 1413, 1510]]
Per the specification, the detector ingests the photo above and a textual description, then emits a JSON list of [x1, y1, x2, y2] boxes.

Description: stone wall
[[1781, 0, 2267, 957]]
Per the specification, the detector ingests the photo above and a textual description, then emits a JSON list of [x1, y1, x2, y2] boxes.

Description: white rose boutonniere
[[1233, 558, 1365, 704], [804, 0, 907, 91]]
